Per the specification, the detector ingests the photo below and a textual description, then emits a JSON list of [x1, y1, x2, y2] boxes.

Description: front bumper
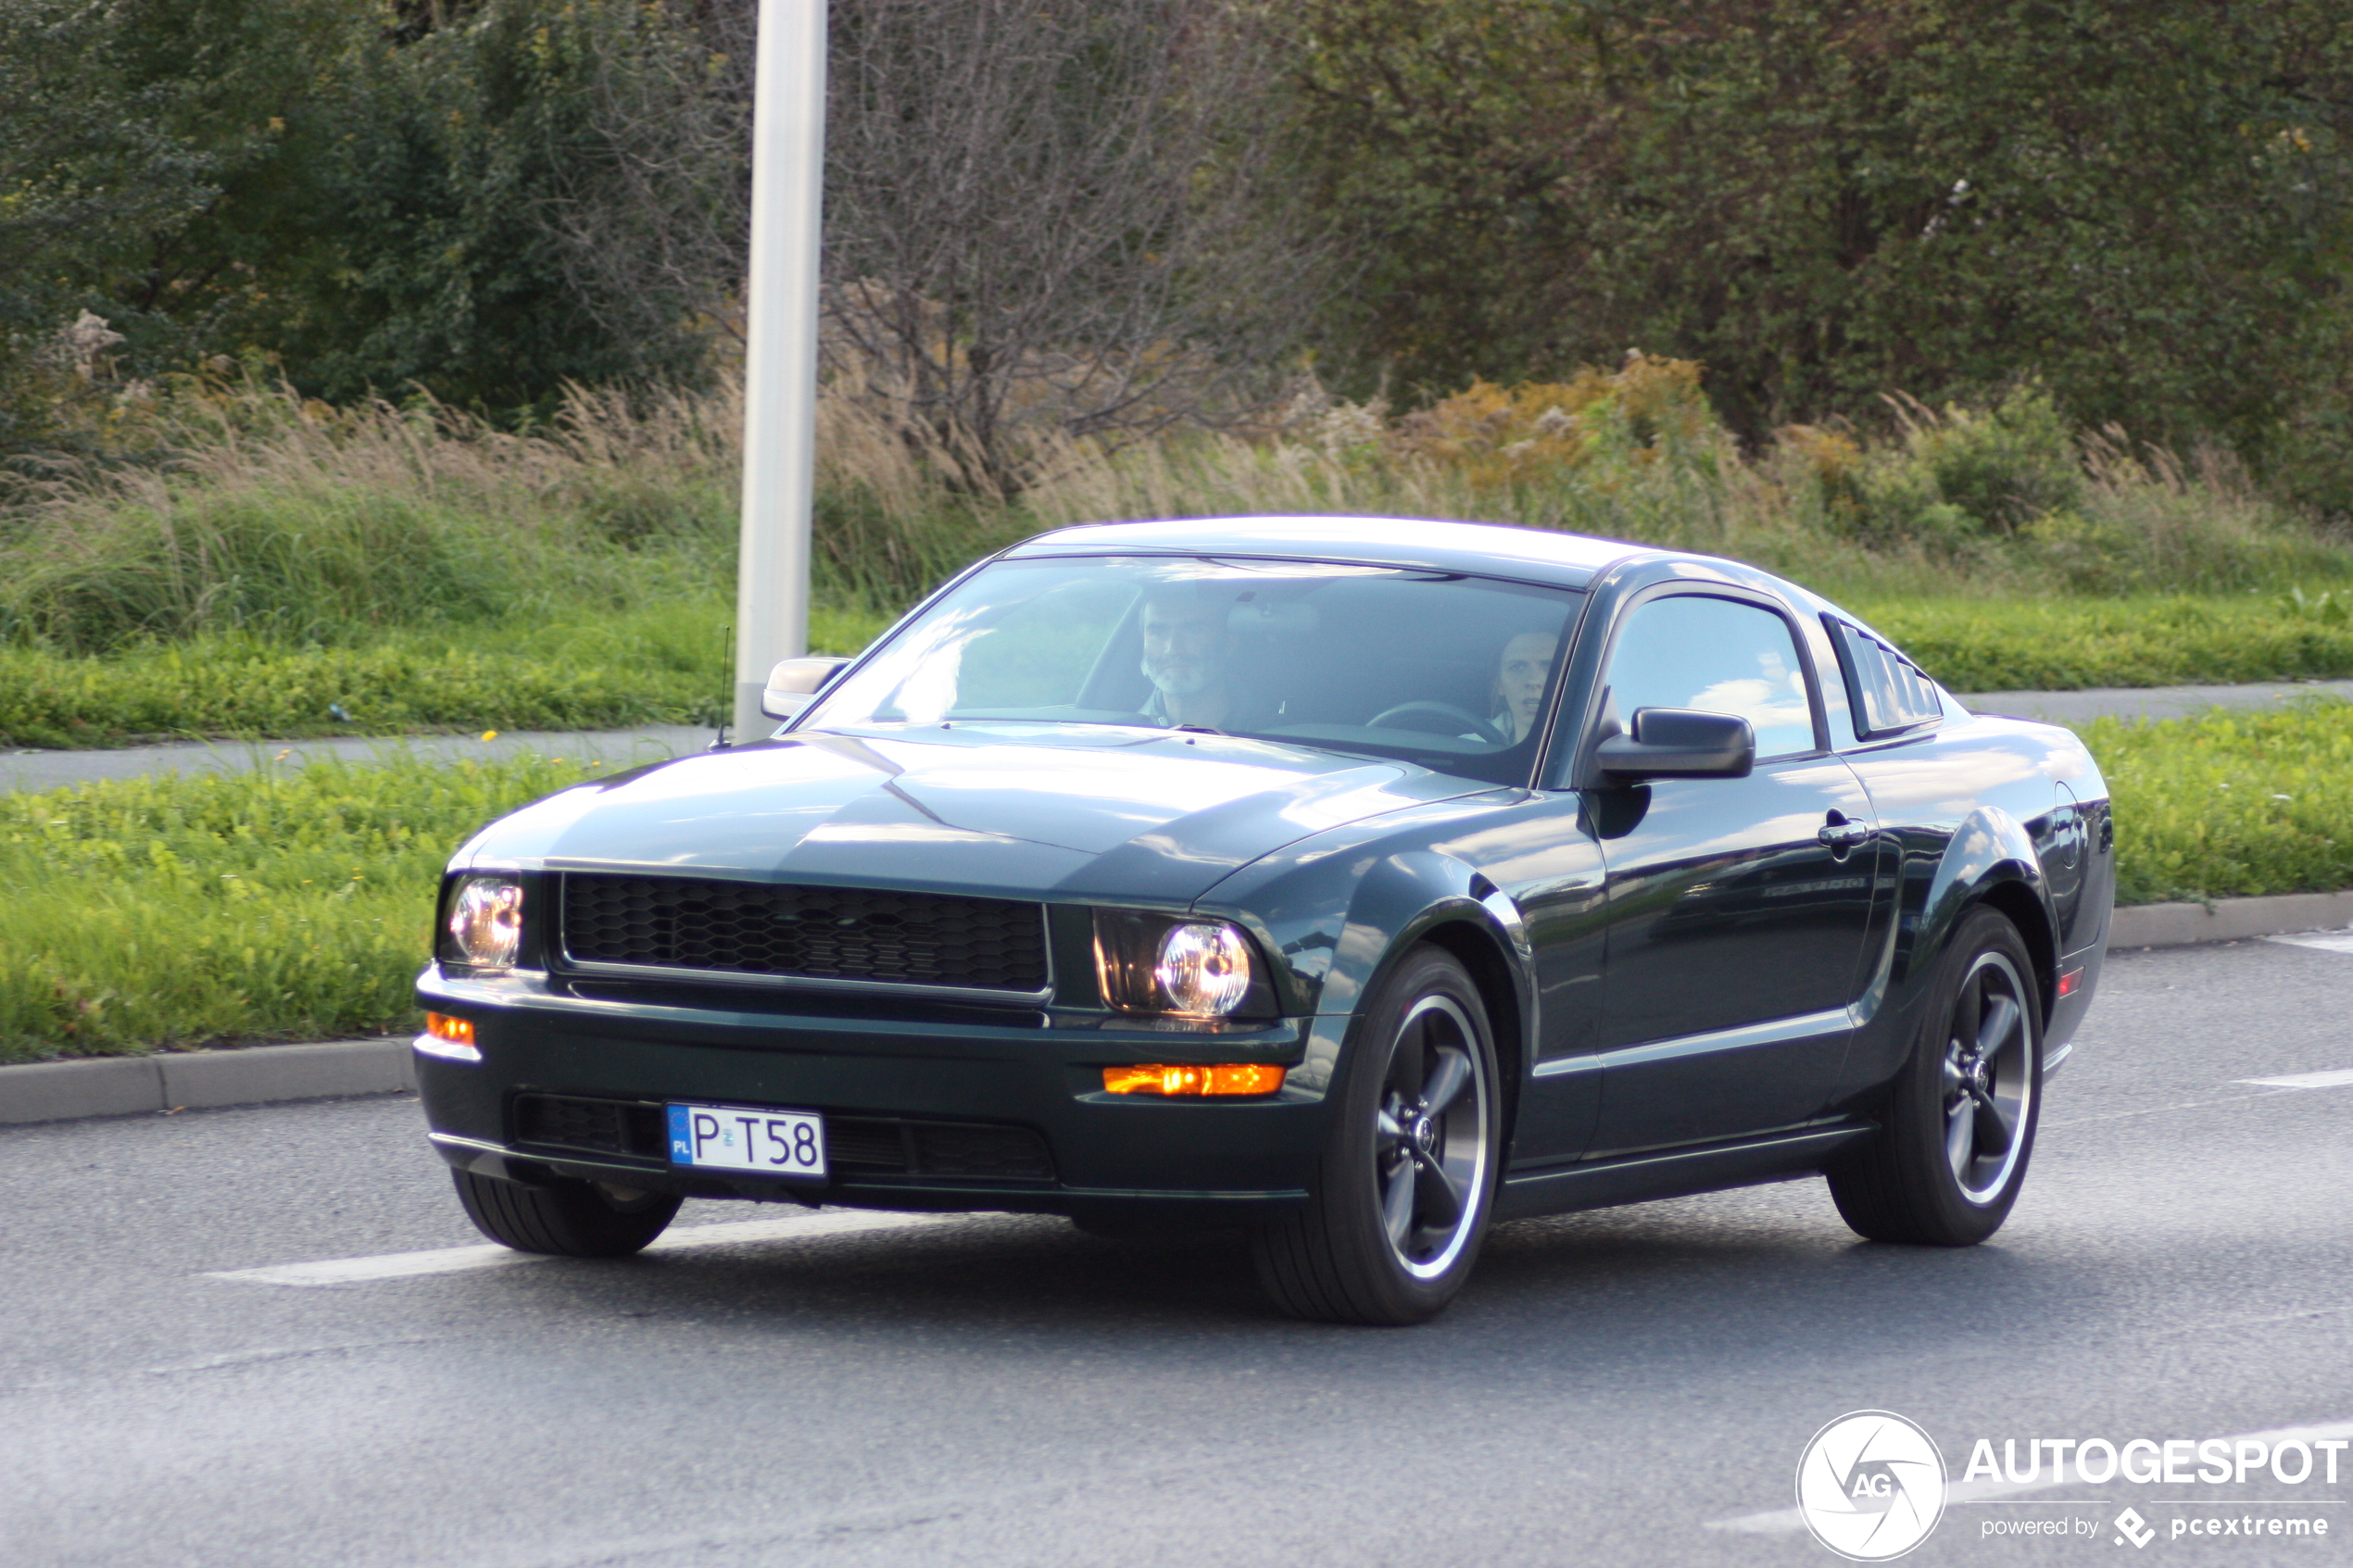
[[415, 965, 1337, 1223]]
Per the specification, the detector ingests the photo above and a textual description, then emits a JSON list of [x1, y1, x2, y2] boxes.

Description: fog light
[[417, 1011, 481, 1063], [1102, 1063, 1285, 1097]]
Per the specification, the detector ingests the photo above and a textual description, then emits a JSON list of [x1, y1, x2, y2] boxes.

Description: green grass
[[2084, 699, 2353, 906], [6, 702, 2352, 1060], [0, 599, 895, 747], [1855, 595, 2353, 693], [7, 588, 2345, 750], [0, 752, 607, 1061]]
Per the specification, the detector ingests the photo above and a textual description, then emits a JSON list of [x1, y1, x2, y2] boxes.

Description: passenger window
[[1603, 595, 1818, 759], [1826, 618, 1944, 738]]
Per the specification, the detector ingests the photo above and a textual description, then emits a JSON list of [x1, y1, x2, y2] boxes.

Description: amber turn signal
[[1102, 1063, 1285, 1097], [425, 1012, 474, 1047]]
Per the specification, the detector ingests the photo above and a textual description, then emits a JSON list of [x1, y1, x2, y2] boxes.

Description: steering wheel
[[1366, 701, 1507, 745]]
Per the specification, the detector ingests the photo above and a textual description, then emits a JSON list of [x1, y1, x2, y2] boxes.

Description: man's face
[[1496, 632, 1554, 736], [1139, 596, 1227, 696]]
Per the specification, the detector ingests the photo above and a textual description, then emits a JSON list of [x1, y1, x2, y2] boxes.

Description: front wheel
[[1252, 946, 1502, 1324], [1829, 906, 2044, 1245], [453, 1169, 682, 1258]]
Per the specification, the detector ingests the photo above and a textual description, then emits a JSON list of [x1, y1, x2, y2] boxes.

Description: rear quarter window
[[1825, 618, 1944, 740]]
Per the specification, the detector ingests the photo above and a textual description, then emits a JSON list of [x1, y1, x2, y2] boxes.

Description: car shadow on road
[[434, 1177, 2094, 1387]]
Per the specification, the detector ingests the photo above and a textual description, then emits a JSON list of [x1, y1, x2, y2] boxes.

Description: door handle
[[1818, 812, 1872, 854]]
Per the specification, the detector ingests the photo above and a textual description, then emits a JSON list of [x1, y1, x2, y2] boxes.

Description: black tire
[[1252, 946, 1503, 1324], [452, 1169, 682, 1258], [1829, 906, 2045, 1246]]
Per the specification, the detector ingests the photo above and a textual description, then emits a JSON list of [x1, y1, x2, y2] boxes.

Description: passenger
[[1139, 582, 1239, 730], [1492, 631, 1555, 744]]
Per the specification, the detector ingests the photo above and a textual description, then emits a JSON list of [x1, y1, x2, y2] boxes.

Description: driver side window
[[1603, 595, 1818, 759]]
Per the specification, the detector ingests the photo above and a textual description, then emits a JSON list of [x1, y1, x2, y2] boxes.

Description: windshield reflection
[[801, 557, 1583, 787]]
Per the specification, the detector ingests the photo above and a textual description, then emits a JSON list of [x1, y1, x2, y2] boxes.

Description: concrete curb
[[2108, 890, 2353, 950], [0, 1037, 414, 1128], [4, 887, 2351, 1129]]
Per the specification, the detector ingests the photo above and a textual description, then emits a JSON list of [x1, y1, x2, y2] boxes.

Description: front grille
[[560, 874, 1049, 994], [513, 1093, 667, 1160], [510, 1095, 1055, 1183]]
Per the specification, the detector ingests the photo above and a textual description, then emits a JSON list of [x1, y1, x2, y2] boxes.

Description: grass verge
[[7, 702, 2353, 1060], [0, 751, 606, 1062], [2092, 699, 2353, 906], [0, 600, 893, 747], [1856, 596, 2353, 692]]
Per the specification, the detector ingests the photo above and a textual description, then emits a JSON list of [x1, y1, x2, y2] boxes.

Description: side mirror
[[1593, 708, 1755, 782], [761, 656, 851, 720]]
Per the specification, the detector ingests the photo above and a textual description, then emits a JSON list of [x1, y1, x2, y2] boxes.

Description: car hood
[[455, 724, 1483, 905]]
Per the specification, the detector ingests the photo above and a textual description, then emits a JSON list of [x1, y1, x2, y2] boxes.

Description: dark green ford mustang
[[415, 517, 2111, 1323]]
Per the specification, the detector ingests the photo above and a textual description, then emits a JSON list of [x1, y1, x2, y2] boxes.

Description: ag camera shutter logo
[[1795, 1411, 1948, 1561]]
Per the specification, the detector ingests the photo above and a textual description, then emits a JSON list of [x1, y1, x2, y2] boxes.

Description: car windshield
[[800, 555, 1583, 784]]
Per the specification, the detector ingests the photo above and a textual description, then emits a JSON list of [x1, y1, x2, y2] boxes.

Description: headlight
[[1153, 922, 1252, 1015], [444, 876, 524, 969], [1093, 909, 1272, 1019]]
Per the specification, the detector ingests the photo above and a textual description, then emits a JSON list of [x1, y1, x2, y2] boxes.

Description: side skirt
[[1492, 1124, 1873, 1222]]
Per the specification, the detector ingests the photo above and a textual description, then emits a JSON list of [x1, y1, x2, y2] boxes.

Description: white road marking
[[1705, 1418, 2353, 1535], [206, 1209, 950, 1288], [2239, 1067, 2353, 1090], [2267, 929, 2353, 954]]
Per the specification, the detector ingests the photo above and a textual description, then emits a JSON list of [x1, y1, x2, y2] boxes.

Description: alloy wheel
[[1372, 994, 1492, 1279], [1940, 949, 2035, 1204]]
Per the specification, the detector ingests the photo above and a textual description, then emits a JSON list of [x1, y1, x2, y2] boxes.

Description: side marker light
[[1102, 1063, 1285, 1097], [2056, 968, 2082, 999]]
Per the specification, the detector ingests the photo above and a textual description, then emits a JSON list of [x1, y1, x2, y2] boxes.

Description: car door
[[1582, 591, 1879, 1157]]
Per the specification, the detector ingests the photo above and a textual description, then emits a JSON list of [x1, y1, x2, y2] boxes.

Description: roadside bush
[[6, 365, 2353, 747], [1845, 387, 2084, 545]]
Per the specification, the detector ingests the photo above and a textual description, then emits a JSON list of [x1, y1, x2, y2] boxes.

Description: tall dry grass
[[4, 359, 2346, 661]]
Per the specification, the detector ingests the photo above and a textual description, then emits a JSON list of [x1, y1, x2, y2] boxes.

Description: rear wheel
[[1829, 906, 2043, 1245], [1252, 947, 1501, 1324], [452, 1169, 682, 1258]]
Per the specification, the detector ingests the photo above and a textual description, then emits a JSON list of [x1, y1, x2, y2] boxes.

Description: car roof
[[1007, 515, 1646, 589]]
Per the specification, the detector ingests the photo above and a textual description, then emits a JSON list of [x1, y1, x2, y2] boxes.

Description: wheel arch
[[1971, 876, 2057, 1018], [1415, 917, 1526, 1148]]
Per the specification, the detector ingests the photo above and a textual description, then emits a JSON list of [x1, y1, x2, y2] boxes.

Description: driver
[[1491, 630, 1555, 744], [1139, 582, 1243, 730]]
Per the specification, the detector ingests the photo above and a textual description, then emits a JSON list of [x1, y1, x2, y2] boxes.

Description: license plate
[[666, 1102, 827, 1179]]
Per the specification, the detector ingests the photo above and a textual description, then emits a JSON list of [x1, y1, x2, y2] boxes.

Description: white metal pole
[[734, 0, 827, 739]]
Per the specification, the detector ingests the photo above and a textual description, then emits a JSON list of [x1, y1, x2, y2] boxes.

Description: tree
[[1276, 0, 2353, 483], [823, 0, 1327, 490], [0, 0, 217, 445]]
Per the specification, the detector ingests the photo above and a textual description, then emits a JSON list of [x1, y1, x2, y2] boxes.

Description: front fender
[[1198, 844, 1535, 1100]]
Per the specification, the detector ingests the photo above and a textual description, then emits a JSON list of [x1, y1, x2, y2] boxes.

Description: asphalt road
[[2, 939, 2347, 1568]]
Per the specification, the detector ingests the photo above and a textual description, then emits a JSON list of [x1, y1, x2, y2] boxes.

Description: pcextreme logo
[[1797, 1411, 1950, 1561]]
